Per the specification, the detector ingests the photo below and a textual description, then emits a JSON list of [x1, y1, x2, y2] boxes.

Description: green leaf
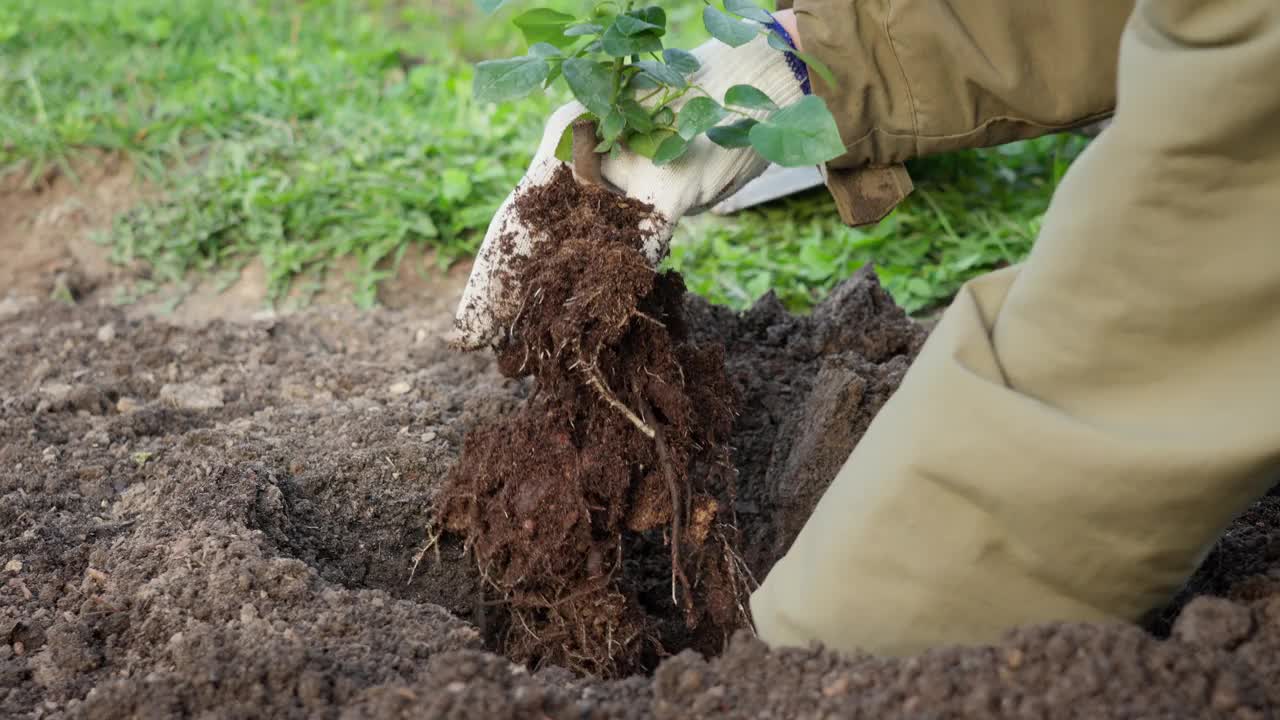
[[601, 24, 662, 56], [663, 48, 701, 75], [767, 32, 838, 87], [791, 48, 838, 88], [513, 8, 576, 48], [442, 169, 472, 202], [627, 129, 677, 159], [475, 0, 507, 13], [724, 84, 777, 111], [619, 98, 655, 133], [530, 43, 563, 85], [653, 134, 690, 165], [652, 106, 675, 128], [553, 111, 592, 162], [707, 118, 758, 148], [629, 73, 660, 91], [473, 56, 550, 104], [725, 0, 774, 24], [562, 58, 614, 116], [703, 6, 759, 47], [628, 6, 668, 33], [565, 23, 604, 37], [545, 60, 564, 87], [633, 60, 685, 88], [554, 123, 575, 162], [677, 97, 728, 140], [766, 30, 792, 52], [748, 96, 845, 166], [601, 108, 626, 142], [906, 277, 933, 298], [614, 14, 660, 36]]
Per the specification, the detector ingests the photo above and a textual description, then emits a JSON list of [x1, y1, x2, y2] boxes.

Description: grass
[[668, 133, 1087, 314], [2, 0, 547, 306], [1, 0, 1089, 312]]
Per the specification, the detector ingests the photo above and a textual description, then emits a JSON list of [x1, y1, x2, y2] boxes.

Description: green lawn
[[670, 134, 1085, 314], [0, 0, 1087, 312]]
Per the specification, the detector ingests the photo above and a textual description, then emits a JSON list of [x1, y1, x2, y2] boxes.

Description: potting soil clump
[[440, 166, 748, 677]]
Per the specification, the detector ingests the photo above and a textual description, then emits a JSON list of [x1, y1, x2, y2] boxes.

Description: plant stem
[[610, 3, 637, 105], [637, 86, 664, 104], [611, 57, 625, 105]]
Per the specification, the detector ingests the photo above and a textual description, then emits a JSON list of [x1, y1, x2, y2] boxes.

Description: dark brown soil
[[441, 167, 745, 677], [4, 262, 1280, 718]]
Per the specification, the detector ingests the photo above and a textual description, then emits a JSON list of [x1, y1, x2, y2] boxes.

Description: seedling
[[472, 1, 846, 168]]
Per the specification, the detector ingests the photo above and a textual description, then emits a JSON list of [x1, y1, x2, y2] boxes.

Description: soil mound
[[3, 261, 1280, 718]]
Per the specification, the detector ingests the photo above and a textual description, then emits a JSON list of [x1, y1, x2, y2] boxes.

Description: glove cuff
[[764, 14, 811, 95], [698, 32, 806, 117]]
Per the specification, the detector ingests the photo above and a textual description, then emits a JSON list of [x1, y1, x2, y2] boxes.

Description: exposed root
[[639, 396, 693, 612], [718, 527, 758, 629], [584, 367, 655, 439], [631, 309, 665, 328], [407, 520, 444, 585]]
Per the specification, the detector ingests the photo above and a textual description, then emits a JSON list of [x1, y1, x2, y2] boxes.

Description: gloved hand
[[449, 31, 807, 349]]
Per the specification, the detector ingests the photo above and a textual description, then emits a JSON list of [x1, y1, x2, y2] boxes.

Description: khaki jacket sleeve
[[776, 1, 1134, 225]]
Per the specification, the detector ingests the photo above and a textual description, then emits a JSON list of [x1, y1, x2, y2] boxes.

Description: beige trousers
[[752, 0, 1280, 656]]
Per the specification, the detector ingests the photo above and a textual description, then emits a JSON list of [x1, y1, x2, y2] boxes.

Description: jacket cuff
[[789, 0, 1130, 225], [823, 163, 913, 227], [791, 0, 919, 225]]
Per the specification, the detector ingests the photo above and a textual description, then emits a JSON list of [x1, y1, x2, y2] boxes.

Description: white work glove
[[450, 32, 807, 349]]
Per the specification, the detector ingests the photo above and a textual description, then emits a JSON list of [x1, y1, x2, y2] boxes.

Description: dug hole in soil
[[2, 166, 1280, 718]]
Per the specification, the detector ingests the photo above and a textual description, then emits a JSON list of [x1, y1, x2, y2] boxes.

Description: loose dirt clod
[[440, 166, 746, 677]]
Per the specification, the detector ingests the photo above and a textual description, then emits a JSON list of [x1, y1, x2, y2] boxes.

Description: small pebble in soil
[[821, 673, 850, 697], [1172, 596, 1255, 650], [159, 383, 224, 410], [39, 382, 73, 402]]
